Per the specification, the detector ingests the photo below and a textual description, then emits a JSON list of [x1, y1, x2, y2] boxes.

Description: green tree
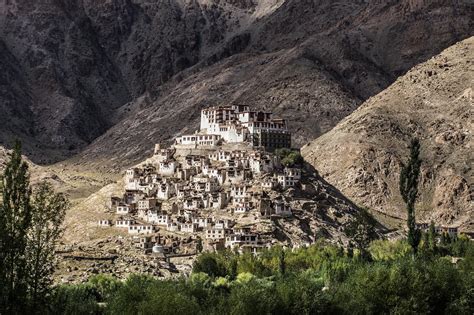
[[49, 284, 101, 315], [369, 239, 411, 261], [88, 274, 122, 302], [399, 138, 422, 255], [345, 209, 377, 260], [0, 142, 69, 313], [26, 182, 69, 309], [196, 237, 203, 253], [427, 221, 438, 253], [192, 253, 225, 277], [0, 141, 32, 313], [279, 249, 286, 276]]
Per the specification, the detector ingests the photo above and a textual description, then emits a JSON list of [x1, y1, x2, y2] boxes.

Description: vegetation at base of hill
[[49, 237, 474, 315], [0, 141, 69, 314], [275, 148, 304, 167]]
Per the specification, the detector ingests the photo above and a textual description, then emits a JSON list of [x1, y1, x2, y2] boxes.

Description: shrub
[[49, 284, 100, 315]]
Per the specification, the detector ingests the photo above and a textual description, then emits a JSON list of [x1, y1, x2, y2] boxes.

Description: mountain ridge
[[302, 36, 473, 232], [0, 0, 471, 165]]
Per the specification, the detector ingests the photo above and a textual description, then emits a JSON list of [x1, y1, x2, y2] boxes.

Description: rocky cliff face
[[64, 0, 474, 169], [0, 0, 472, 165], [0, 0, 278, 162], [302, 37, 473, 232]]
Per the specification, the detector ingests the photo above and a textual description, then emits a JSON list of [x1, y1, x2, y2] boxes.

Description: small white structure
[[116, 204, 135, 215], [184, 197, 204, 210], [98, 219, 113, 227], [274, 201, 292, 217], [234, 203, 252, 214], [276, 168, 301, 188], [180, 223, 199, 233], [284, 168, 301, 180], [137, 198, 159, 211], [115, 218, 136, 228], [206, 228, 232, 240], [124, 168, 142, 190], [153, 144, 174, 162], [166, 222, 180, 232], [158, 160, 177, 177], [204, 192, 227, 209], [214, 219, 234, 229], [128, 224, 156, 235], [152, 214, 170, 226], [193, 217, 213, 228], [261, 178, 276, 190], [225, 233, 259, 249], [175, 133, 221, 146], [157, 183, 175, 200]]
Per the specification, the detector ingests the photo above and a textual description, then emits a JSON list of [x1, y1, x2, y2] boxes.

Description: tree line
[[50, 237, 474, 314]]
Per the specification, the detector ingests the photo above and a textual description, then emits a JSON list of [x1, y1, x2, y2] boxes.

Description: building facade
[[179, 104, 291, 150]]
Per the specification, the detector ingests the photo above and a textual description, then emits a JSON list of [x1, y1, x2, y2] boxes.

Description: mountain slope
[[0, 0, 472, 165], [302, 37, 473, 231], [72, 0, 473, 169], [0, 0, 280, 162]]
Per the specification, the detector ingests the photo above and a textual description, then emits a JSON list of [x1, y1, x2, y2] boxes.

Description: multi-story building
[[184, 104, 291, 150]]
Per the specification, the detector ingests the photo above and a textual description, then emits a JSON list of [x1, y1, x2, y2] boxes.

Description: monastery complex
[[99, 105, 307, 256], [176, 104, 291, 150]]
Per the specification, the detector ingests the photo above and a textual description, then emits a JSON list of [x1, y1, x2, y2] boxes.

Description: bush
[[49, 284, 101, 315], [192, 253, 227, 277], [88, 274, 122, 301], [106, 275, 200, 315], [275, 148, 304, 167], [369, 239, 411, 261]]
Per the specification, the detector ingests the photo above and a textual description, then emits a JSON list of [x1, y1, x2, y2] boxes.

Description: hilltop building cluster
[[176, 104, 291, 150], [99, 105, 302, 254]]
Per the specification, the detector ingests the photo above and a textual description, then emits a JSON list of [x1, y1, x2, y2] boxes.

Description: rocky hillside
[[0, 0, 279, 162], [302, 37, 473, 232], [0, 0, 472, 165]]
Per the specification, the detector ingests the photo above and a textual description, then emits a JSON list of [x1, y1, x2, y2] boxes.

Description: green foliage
[[106, 275, 200, 315], [274, 273, 330, 314], [87, 275, 122, 302], [192, 252, 227, 277], [279, 249, 286, 275], [334, 257, 471, 314], [399, 138, 422, 254], [46, 239, 474, 315], [369, 239, 411, 261], [27, 182, 69, 309], [227, 277, 279, 315], [0, 141, 69, 314], [196, 237, 203, 253], [0, 140, 32, 313], [345, 208, 378, 259], [49, 284, 101, 315], [275, 148, 304, 167]]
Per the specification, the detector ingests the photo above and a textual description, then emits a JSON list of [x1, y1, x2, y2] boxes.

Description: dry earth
[[302, 37, 473, 232]]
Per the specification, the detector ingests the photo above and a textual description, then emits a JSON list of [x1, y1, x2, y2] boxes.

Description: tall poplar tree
[[0, 141, 32, 313], [0, 141, 69, 313], [399, 138, 422, 255], [27, 182, 68, 310]]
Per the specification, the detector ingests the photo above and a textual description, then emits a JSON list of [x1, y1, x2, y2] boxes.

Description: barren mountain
[[0, 0, 472, 165], [302, 37, 473, 232], [0, 0, 277, 162]]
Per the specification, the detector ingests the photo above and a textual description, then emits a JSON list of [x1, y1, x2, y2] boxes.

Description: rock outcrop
[[302, 37, 473, 232]]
